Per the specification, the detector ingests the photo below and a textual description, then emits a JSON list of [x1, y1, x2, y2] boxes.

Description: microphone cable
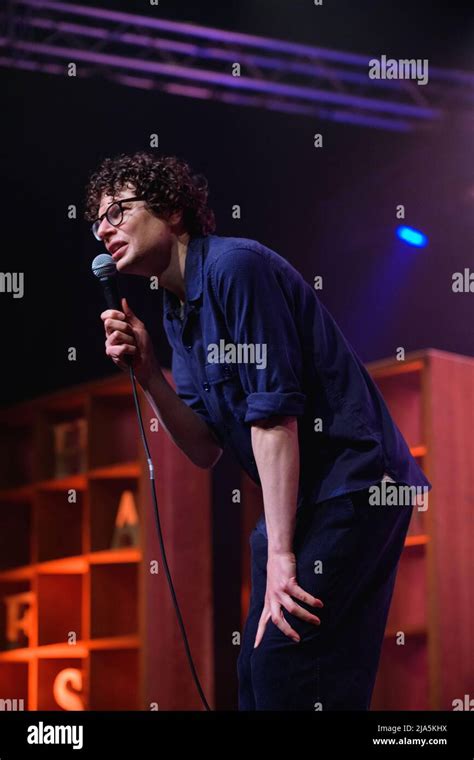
[[128, 364, 212, 712]]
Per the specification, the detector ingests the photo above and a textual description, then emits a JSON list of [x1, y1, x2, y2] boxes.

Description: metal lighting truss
[[1, 0, 473, 132]]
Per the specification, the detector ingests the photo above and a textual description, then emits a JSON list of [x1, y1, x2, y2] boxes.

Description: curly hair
[[84, 151, 216, 236]]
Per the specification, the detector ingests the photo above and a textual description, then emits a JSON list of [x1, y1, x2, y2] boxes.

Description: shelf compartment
[[373, 368, 423, 449], [89, 478, 140, 553], [88, 395, 139, 469], [89, 649, 139, 710], [385, 544, 427, 635], [0, 662, 29, 709], [36, 490, 84, 563], [0, 423, 35, 489], [407, 505, 428, 537], [372, 634, 429, 710], [37, 657, 87, 710], [90, 564, 138, 639], [37, 574, 83, 647], [0, 500, 32, 571], [0, 580, 32, 653], [36, 406, 88, 483]]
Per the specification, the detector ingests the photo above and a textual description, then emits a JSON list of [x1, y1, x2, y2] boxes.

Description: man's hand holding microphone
[[101, 297, 159, 389]]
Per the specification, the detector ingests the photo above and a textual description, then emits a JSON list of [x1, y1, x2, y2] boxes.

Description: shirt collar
[[163, 235, 206, 320]]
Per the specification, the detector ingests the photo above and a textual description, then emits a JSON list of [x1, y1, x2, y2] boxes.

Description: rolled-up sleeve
[[209, 248, 307, 423], [171, 348, 225, 446]]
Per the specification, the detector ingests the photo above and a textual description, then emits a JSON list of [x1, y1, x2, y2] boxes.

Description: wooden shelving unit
[[367, 349, 474, 710], [2, 348, 472, 711], [0, 371, 214, 711], [241, 349, 474, 710]]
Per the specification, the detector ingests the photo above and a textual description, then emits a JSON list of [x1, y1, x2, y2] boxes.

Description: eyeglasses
[[92, 196, 144, 240]]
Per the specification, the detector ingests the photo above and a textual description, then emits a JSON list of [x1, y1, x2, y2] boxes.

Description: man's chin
[[116, 254, 132, 272], [116, 255, 145, 277]]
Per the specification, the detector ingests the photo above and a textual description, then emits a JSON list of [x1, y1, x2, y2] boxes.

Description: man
[[85, 151, 431, 710]]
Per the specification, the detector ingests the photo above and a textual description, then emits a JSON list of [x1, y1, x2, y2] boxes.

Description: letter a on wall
[[111, 490, 140, 548]]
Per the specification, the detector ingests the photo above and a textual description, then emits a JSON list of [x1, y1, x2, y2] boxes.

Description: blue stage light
[[396, 226, 428, 247]]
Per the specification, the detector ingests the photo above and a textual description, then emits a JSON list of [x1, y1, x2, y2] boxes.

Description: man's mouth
[[111, 244, 127, 261]]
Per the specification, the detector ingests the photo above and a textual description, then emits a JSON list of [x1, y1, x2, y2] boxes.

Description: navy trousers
[[237, 485, 413, 710]]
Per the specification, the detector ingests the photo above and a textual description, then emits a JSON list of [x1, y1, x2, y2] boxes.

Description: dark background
[[0, 0, 473, 406]]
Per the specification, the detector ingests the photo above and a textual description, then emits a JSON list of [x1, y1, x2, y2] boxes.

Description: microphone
[[91, 253, 123, 311], [92, 253, 132, 366]]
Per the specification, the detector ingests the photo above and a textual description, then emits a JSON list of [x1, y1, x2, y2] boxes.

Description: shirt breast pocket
[[204, 362, 247, 422]]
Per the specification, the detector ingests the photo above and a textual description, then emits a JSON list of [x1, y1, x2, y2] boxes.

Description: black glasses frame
[[92, 196, 144, 240]]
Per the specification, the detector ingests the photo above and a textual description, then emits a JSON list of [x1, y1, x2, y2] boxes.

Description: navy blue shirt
[[163, 234, 432, 505]]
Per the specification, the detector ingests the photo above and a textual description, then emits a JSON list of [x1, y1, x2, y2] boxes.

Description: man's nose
[[97, 215, 117, 242]]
